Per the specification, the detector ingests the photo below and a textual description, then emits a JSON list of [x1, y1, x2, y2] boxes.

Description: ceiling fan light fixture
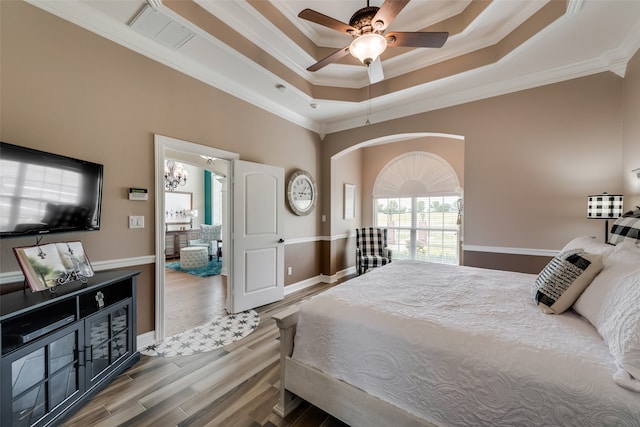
[[350, 33, 387, 65]]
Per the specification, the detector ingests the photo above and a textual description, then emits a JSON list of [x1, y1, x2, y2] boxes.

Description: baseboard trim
[[322, 266, 357, 283], [137, 331, 156, 349], [284, 266, 356, 295], [284, 276, 321, 295]]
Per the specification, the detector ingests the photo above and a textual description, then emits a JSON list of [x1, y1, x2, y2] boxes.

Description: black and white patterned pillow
[[608, 207, 640, 246], [623, 206, 640, 219], [533, 249, 603, 314]]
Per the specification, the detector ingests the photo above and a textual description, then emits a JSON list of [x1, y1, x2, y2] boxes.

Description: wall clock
[[287, 169, 317, 216]]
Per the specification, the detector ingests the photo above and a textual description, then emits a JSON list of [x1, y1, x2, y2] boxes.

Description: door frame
[[154, 134, 239, 342]]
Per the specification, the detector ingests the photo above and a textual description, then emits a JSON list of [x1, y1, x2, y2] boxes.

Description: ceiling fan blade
[[367, 57, 384, 84], [386, 31, 449, 48], [307, 45, 351, 72], [371, 0, 410, 32], [298, 9, 357, 35]]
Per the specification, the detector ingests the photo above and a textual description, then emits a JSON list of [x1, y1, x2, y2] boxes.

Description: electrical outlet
[[129, 215, 144, 228], [287, 267, 292, 275]]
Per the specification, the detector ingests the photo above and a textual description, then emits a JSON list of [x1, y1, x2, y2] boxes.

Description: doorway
[[154, 134, 239, 341]]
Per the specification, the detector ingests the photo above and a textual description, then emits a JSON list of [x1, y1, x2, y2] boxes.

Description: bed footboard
[[272, 306, 302, 417], [272, 305, 437, 427]]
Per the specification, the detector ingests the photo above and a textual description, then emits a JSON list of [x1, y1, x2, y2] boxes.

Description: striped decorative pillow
[[532, 249, 603, 314]]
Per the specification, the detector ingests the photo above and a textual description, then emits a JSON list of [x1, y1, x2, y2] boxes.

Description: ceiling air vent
[[129, 4, 195, 50]]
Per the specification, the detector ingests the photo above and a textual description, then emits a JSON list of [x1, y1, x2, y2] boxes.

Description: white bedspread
[[292, 260, 640, 427]]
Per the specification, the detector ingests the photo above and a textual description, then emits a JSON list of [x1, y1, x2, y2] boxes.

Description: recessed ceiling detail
[[26, 0, 640, 135]]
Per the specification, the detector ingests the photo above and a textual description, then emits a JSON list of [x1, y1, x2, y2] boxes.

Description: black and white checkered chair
[[356, 227, 392, 275]]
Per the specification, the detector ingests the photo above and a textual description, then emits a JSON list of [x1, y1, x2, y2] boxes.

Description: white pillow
[[532, 249, 603, 314], [596, 271, 640, 388], [562, 235, 614, 256], [573, 261, 640, 327], [573, 243, 640, 390], [607, 240, 640, 263], [574, 242, 640, 324]]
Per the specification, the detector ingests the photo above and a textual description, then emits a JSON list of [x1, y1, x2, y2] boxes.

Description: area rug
[[165, 259, 222, 277], [141, 310, 260, 357]]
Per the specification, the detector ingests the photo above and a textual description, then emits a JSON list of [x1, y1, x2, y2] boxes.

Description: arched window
[[373, 152, 462, 264]]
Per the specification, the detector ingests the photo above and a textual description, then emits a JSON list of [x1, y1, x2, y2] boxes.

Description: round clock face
[[287, 170, 317, 216]]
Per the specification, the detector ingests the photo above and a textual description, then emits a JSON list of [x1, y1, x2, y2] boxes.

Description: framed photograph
[[344, 183, 355, 220], [14, 241, 94, 292]]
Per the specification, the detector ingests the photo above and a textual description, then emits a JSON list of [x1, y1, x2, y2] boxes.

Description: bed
[[273, 226, 640, 426]]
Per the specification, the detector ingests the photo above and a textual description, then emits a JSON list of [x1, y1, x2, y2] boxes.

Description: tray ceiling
[[26, 0, 640, 135]]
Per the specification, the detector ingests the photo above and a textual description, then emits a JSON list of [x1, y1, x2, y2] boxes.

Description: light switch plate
[[129, 215, 144, 228]]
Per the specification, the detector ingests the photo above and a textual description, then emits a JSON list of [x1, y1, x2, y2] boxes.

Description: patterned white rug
[[141, 310, 260, 357]]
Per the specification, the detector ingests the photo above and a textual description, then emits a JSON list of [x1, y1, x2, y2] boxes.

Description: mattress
[[291, 260, 640, 426]]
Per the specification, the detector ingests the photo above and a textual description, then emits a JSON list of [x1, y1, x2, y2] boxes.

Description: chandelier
[[164, 160, 188, 191]]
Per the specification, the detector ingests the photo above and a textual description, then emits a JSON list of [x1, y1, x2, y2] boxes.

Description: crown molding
[[323, 43, 639, 134], [195, 0, 312, 77]]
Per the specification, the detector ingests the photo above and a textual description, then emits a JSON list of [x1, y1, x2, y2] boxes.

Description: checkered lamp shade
[[587, 194, 624, 219]]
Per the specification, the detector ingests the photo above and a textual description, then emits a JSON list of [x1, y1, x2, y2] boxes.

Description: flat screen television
[[0, 142, 104, 238]]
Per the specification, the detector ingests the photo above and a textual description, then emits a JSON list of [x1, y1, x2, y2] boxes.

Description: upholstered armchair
[[356, 227, 392, 275], [189, 224, 222, 261]]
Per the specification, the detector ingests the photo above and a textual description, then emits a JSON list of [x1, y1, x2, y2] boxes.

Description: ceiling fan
[[299, 0, 449, 83]]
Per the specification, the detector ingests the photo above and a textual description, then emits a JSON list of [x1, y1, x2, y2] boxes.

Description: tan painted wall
[[284, 241, 321, 285], [623, 49, 640, 208]]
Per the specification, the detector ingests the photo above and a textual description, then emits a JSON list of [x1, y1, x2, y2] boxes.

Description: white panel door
[[228, 160, 285, 313]]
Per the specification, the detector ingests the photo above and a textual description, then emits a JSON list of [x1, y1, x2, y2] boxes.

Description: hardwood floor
[[164, 268, 226, 338], [62, 277, 352, 427]]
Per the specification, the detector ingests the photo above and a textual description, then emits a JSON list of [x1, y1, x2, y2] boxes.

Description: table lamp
[[587, 192, 623, 242]]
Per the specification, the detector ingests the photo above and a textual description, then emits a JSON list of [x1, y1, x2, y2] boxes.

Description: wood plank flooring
[[62, 275, 352, 427], [163, 269, 226, 338]]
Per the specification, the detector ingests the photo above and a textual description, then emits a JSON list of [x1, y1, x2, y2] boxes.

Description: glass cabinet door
[[7, 328, 80, 427], [87, 314, 110, 380], [11, 347, 46, 427], [48, 332, 79, 409], [111, 306, 129, 361], [85, 300, 131, 388]]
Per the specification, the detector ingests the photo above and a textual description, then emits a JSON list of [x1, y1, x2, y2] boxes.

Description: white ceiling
[[26, 0, 640, 136]]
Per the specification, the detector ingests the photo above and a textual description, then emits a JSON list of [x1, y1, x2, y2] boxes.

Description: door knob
[[278, 238, 285, 243]]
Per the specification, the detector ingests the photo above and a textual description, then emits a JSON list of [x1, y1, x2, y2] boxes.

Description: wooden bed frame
[[272, 306, 437, 427]]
